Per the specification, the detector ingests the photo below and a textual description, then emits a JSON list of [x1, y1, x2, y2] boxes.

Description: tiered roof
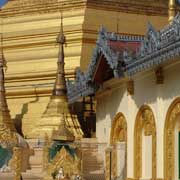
[[67, 28, 143, 103], [67, 14, 180, 104]]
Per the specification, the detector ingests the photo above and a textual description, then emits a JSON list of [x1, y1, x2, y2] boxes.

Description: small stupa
[[0, 34, 31, 176], [0, 34, 18, 147], [35, 13, 83, 140]]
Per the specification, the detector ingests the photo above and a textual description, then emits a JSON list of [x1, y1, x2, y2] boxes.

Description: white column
[[127, 92, 136, 178], [142, 132, 152, 179], [156, 85, 164, 178], [116, 142, 126, 178]]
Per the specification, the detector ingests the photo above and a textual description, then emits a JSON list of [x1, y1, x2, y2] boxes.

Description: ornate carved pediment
[[125, 13, 180, 76], [67, 28, 142, 103], [136, 22, 160, 58], [135, 14, 180, 59], [97, 28, 125, 76], [110, 113, 127, 144], [134, 106, 156, 178], [47, 146, 80, 178]]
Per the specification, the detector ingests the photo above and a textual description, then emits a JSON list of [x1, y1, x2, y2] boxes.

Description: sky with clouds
[[0, 0, 8, 8]]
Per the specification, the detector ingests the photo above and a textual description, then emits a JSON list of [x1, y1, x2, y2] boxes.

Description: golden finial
[[57, 11, 65, 45], [0, 34, 7, 69], [169, 0, 176, 23]]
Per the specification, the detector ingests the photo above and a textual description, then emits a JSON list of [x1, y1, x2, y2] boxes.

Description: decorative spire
[[0, 33, 16, 132], [169, 0, 176, 23], [34, 12, 83, 140], [53, 12, 67, 96]]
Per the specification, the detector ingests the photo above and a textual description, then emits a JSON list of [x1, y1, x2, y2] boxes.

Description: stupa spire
[[51, 12, 75, 141], [34, 12, 83, 140], [53, 12, 67, 97], [0, 33, 16, 132]]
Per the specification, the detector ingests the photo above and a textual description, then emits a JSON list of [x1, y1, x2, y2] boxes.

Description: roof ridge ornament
[[126, 13, 180, 75], [97, 26, 107, 45], [172, 12, 180, 23]]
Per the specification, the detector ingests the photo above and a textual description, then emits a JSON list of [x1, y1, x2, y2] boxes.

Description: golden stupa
[[34, 14, 83, 140], [0, 34, 32, 180], [0, 34, 18, 147]]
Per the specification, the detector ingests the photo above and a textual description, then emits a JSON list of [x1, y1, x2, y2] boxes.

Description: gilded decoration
[[111, 148, 117, 178], [134, 105, 156, 179], [9, 147, 22, 180], [43, 133, 51, 171], [109, 113, 127, 179], [46, 146, 80, 179], [105, 149, 111, 180], [164, 98, 180, 180], [110, 113, 127, 145]]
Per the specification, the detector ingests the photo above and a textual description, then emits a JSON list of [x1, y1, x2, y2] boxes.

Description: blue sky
[[0, 0, 8, 8]]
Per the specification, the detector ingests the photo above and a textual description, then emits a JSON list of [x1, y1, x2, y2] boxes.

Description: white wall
[[96, 60, 180, 179]]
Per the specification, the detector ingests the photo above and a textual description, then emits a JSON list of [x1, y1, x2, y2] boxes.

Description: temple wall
[[96, 60, 180, 179]]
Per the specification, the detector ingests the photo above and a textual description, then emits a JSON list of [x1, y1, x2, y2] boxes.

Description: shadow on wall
[[132, 63, 180, 110], [13, 93, 39, 137], [97, 85, 125, 125]]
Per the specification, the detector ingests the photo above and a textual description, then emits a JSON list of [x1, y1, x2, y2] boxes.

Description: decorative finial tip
[[0, 33, 6, 68], [57, 11, 65, 44]]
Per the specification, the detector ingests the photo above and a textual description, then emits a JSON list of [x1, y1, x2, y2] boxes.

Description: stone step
[[27, 141, 43, 173], [83, 170, 105, 180], [0, 172, 43, 180], [82, 149, 104, 176], [83, 162, 103, 167], [83, 158, 103, 163], [83, 167, 104, 173], [83, 160, 100, 163], [22, 173, 43, 180], [83, 174, 105, 180]]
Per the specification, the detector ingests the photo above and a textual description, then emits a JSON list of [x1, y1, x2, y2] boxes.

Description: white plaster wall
[[96, 60, 180, 179], [96, 84, 129, 144]]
